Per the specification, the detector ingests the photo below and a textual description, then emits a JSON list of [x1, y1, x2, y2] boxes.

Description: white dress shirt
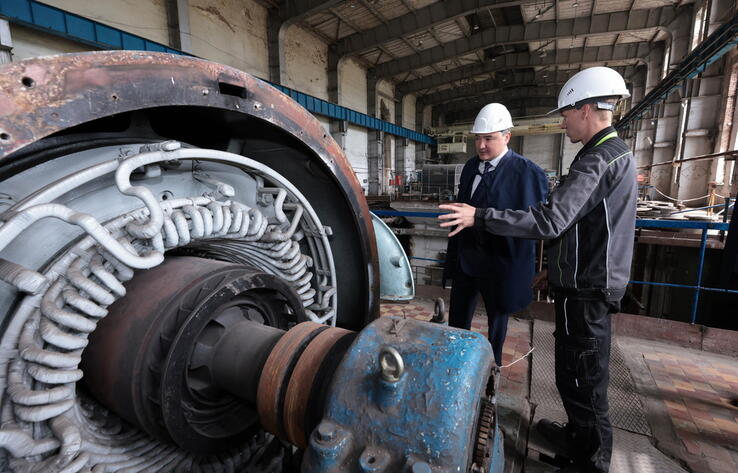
[[470, 147, 508, 196]]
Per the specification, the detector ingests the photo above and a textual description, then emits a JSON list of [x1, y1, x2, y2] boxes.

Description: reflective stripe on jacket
[[473, 126, 637, 290]]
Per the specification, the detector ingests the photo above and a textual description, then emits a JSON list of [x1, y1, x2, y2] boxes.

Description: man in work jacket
[[442, 102, 548, 367], [438, 66, 637, 473]]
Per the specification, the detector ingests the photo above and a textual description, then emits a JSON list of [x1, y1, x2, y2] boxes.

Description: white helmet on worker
[[470, 103, 514, 134], [549, 66, 630, 115]]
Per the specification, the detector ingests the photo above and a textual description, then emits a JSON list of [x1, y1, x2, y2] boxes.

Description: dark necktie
[[471, 162, 494, 202]]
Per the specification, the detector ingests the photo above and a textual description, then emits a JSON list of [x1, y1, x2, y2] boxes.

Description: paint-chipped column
[[394, 94, 405, 184], [555, 132, 565, 177], [622, 67, 643, 152], [635, 41, 667, 179], [165, 0, 192, 53], [711, 51, 738, 200], [415, 100, 427, 170], [367, 70, 380, 195], [673, 1, 725, 201], [328, 51, 346, 149], [627, 64, 650, 164], [431, 105, 445, 128], [648, 7, 694, 199], [0, 19, 12, 64], [708, 0, 738, 199], [267, 9, 285, 84]]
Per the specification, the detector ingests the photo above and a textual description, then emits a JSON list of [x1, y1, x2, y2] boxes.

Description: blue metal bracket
[[303, 316, 500, 472]]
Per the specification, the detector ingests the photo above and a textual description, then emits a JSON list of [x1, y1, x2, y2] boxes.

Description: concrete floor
[[380, 299, 738, 473]]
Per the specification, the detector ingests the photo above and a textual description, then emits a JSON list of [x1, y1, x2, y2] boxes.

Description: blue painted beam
[[0, 0, 435, 145], [374, 211, 731, 231], [635, 218, 730, 231], [270, 83, 435, 144], [0, 0, 184, 54]]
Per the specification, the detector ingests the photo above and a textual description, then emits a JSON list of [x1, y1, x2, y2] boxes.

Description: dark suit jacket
[[442, 150, 548, 314]]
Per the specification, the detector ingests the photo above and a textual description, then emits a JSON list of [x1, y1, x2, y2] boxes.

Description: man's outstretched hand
[[438, 203, 477, 237]]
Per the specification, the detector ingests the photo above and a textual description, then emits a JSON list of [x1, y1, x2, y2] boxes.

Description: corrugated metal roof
[[458, 53, 482, 64], [295, 0, 681, 103], [593, 0, 638, 15], [521, 2, 557, 23], [557, 37, 586, 49], [330, 2, 383, 31], [556, 0, 595, 20], [619, 30, 660, 43], [432, 20, 466, 42], [362, 49, 383, 65], [585, 33, 621, 47], [370, 0, 415, 19], [382, 39, 414, 58], [408, 0, 440, 10], [633, 0, 682, 9], [413, 66, 437, 77]]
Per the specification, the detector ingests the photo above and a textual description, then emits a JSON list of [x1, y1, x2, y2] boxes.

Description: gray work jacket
[[473, 126, 637, 292]]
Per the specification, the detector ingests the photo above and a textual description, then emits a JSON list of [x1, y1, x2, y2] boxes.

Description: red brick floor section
[[641, 344, 738, 473], [380, 300, 532, 399], [379, 301, 433, 321]]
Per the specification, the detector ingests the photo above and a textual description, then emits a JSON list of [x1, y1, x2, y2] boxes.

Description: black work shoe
[[536, 419, 572, 456]]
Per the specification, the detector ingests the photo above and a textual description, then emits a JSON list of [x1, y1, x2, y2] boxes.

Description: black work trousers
[[553, 292, 621, 473], [448, 271, 509, 366]]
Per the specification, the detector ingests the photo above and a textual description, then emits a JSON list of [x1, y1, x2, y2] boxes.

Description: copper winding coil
[[282, 326, 354, 448], [257, 322, 328, 437]]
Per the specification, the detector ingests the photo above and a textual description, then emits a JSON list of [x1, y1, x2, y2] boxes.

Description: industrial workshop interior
[[0, 0, 737, 472]]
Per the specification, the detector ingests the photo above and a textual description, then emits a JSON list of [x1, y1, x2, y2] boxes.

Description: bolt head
[[379, 346, 404, 382], [411, 462, 432, 473], [316, 422, 336, 442]]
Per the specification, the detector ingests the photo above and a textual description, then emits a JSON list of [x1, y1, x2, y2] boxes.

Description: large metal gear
[[472, 397, 497, 473]]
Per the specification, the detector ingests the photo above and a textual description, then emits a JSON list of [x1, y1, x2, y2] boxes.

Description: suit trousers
[[448, 270, 508, 366], [553, 292, 621, 473]]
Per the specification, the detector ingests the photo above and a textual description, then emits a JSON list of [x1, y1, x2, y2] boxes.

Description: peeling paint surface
[[304, 316, 496, 472], [189, 0, 269, 78], [9, 24, 91, 61], [283, 25, 329, 101]]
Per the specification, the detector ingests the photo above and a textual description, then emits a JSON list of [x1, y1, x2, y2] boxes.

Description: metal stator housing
[[0, 51, 378, 472], [0, 51, 501, 473]]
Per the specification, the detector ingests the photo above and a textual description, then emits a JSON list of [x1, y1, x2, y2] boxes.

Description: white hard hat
[[470, 103, 514, 134], [549, 66, 630, 115]]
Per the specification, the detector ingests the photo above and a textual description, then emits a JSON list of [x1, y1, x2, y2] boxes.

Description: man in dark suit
[[442, 103, 548, 366]]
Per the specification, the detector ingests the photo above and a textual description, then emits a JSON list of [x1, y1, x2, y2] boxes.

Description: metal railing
[[631, 219, 734, 323], [373, 210, 736, 324], [408, 257, 444, 288]]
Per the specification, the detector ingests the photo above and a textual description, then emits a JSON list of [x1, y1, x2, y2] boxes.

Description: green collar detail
[[594, 131, 618, 147]]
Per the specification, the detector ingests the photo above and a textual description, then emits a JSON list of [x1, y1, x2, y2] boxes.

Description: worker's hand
[[532, 270, 548, 291], [438, 203, 476, 237]]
